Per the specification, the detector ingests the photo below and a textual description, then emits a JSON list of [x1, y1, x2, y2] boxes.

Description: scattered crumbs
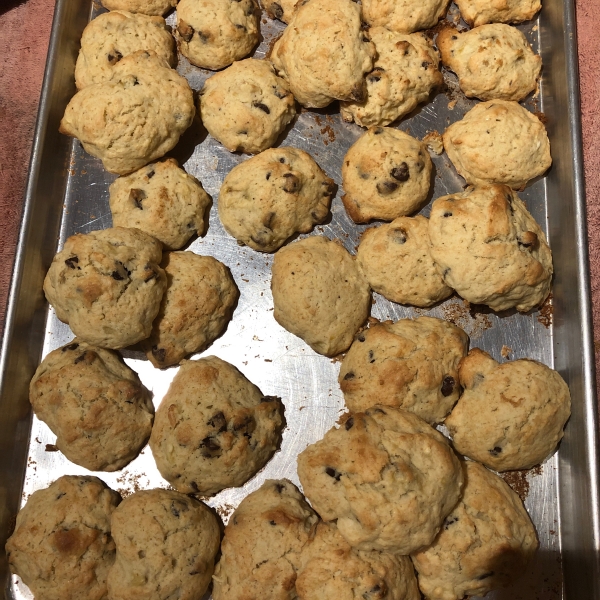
[[537, 293, 553, 328], [447, 99, 457, 110], [265, 32, 283, 59], [534, 111, 549, 124], [241, 278, 249, 282], [35, 437, 41, 444], [367, 316, 380, 325], [216, 503, 235, 520], [243, 361, 248, 365], [500, 470, 530, 501], [299, 406, 306, 411], [116, 471, 147, 497], [264, 358, 272, 362], [315, 115, 323, 126], [501, 345, 512, 359], [80, 169, 87, 175], [440, 299, 493, 339], [45, 444, 59, 452], [330, 353, 345, 363], [320, 124, 335, 145], [532, 24, 539, 31], [262, 18, 267, 23], [549, 529, 556, 535], [423, 130, 444, 155], [317, 226, 324, 232]]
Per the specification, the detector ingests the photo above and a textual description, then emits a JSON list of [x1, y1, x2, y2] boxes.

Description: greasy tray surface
[[1, 0, 599, 598]]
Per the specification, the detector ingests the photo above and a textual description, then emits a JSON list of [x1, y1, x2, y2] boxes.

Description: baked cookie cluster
[[8, 0, 571, 598]]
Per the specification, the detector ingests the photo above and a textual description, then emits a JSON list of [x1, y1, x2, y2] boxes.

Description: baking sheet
[[1, 0, 599, 597]]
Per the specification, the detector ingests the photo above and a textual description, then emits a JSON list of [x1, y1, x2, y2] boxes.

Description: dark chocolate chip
[[253, 102, 270, 114], [421, 60, 430, 69], [107, 50, 123, 65], [390, 162, 409, 182], [444, 516, 459, 529], [325, 467, 342, 481], [147, 170, 155, 179], [282, 173, 300, 193], [111, 271, 124, 281], [275, 483, 285, 493], [443, 211, 453, 217], [235, 23, 247, 30], [208, 411, 227, 432], [451, 35, 457, 40], [178, 21, 194, 42], [62, 342, 79, 352], [266, 172, 271, 180], [129, 188, 146, 209], [441, 375, 455, 397], [65, 256, 79, 269], [190, 481, 199, 492], [368, 74, 381, 83], [376, 180, 399, 195], [343, 372, 355, 380], [152, 346, 166, 363], [45, 444, 58, 452], [361, 21, 370, 30], [489, 446, 502, 456], [368, 350, 375, 363], [391, 227, 407, 244], [199, 436, 221, 457], [269, 520, 276, 526], [345, 417, 354, 430], [56, 492, 66, 500], [74, 352, 88, 365], [357, 333, 366, 342]]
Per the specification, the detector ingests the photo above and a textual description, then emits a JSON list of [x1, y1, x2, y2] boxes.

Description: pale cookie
[[109, 159, 211, 251], [149, 356, 284, 495], [455, 0, 540, 27], [107, 489, 220, 600], [101, 0, 177, 16], [445, 348, 571, 471], [43, 227, 166, 349], [74, 11, 175, 90], [339, 317, 468, 424], [175, 0, 260, 71], [442, 100, 551, 189], [29, 340, 154, 471], [340, 29, 443, 127], [5, 476, 120, 600], [297, 406, 464, 554], [342, 127, 432, 223], [271, 236, 371, 356], [271, 0, 376, 108], [362, 0, 450, 33], [411, 461, 538, 600], [261, 0, 299, 23], [357, 216, 453, 307], [141, 251, 239, 368], [212, 479, 319, 600], [437, 24, 541, 101], [297, 521, 421, 600], [200, 59, 296, 154], [428, 185, 553, 312], [60, 51, 195, 175], [219, 148, 335, 252]]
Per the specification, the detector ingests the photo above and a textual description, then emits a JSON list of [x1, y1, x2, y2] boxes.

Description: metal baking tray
[[1, 0, 599, 597]]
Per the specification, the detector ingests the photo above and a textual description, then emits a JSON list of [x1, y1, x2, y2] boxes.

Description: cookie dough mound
[[428, 185, 553, 312], [175, 0, 259, 70], [149, 356, 284, 495], [200, 59, 296, 154], [212, 479, 319, 600], [438, 24, 541, 102], [219, 148, 335, 252], [141, 252, 239, 368], [74, 11, 175, 90], [261, 0, 300, 22], [362, 0, 450, 33], [442, 100, 551, 189], [29, 340, 154, 471], [357, 216, 453, 307], [297, 522, 420, 600], [455, 0, 540, 26], [445, 348, 571, 471], [60, 50, 195, 175], [107, 489, 220, 600], [5, 476, 120, 600], [411, 461, 538, 599], [342, 127, 432, 223], [43, 227, 166, 349], [271, 236, 371, 356], [339, 317, 468, 423], [271, 0, 376, 108], [109, 159, 211, 251], [297, 406, 464, 554], [101, 0, 177, 16], [341, 29, 443, 127]]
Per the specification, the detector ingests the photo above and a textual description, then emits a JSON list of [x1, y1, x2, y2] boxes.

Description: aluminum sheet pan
[[1, 0, 599, 597]]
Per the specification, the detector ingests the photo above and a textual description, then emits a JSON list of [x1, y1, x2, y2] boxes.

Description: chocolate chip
[[368, 74, 381, 83], [270, 1, 284, 18], [235, 23, 247, 31], [147, 170, 155, 179], [373, 127, 383, 134], [266, 172, 271, 180], [269, 520, 276, 526], [170, 503, 180, 517], [275, 483, 285, 493], [190, 481, 199, 492], [362, 35, 370, 42], [65, 256, 79, 269], [441, 376, 455, 397], [361, 21, 370, 30], [152, 346, 166, 363], [187, 221, 196, 230], [263, 212, 276, 229], [233, 415, 256, 437], [421, 61, 430, 69], [443, 211, 452, 217], [199, 436, 221, 457], [253, 102, 270, 114], [325, 467, 342, 481], [107, 50, 123, 65], [368, 350, 375, 363], [343, 372, 355, 380], [451, 35, 458, 40], [208, 411, 227, 432], [345, 417, 354, 430], [178, 21, 194, 42], [279, 157, 286, 163], [489, 446, 502, 456], [357, 333, 366, 342], [477, 572, 494, 580], [74, 352, 88, 365], [350, 82, 366, 102], [62, 342, 79, 352], [444, 516, 459, 529], [364, 583, 388, 599], [129, 188, 146, 209], [376, 180, 399, 195], [391, 162, 409, 182], [391, 227, 407, 244], [282, 173, 300, 193], [111, 271, 124, 280], [45, 444, 58, 452]]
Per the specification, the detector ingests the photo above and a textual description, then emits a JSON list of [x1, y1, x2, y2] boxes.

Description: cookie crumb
[[423, 130, 444, 155], [501, 345, 512, 359]]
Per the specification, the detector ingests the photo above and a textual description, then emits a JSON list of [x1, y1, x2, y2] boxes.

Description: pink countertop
[[1, 0, 599, 386]]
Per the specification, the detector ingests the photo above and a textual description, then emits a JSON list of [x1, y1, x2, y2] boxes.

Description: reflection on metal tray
[[1, 0, 599, 598]]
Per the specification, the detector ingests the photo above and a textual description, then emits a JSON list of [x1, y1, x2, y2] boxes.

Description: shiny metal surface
[[1, 0, 598, 597]]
